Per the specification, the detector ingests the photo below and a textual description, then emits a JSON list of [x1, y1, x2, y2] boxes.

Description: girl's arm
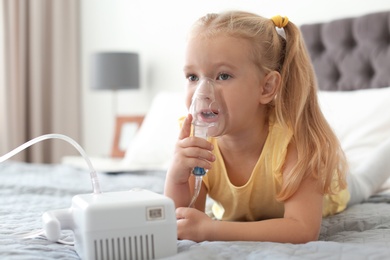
[[176, 142, 324, 243], [164, 114, 215, 208]]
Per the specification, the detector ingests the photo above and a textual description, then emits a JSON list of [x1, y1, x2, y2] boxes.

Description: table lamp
[[90, 52, 140, 157], [90, 52, 139, 91]]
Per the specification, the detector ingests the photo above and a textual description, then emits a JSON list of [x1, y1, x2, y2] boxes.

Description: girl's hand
[[176, 207, 214, 242], [168, 114, 215, 184], [164, 114, 215, 208]]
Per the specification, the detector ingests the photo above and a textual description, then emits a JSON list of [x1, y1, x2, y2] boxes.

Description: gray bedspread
[[1, 162, 390, 259]]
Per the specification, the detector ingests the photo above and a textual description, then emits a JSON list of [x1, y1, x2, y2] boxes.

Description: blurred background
[[1, 0, 389, 163]]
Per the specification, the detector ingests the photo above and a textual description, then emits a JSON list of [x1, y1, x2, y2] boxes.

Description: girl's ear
[[259, 71, 281, 104]]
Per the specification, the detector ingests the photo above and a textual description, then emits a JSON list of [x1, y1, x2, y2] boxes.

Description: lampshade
[[90, 52, 139, 90]]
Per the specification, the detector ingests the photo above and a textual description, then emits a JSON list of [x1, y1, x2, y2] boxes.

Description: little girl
[[164, 11, 390, 243]]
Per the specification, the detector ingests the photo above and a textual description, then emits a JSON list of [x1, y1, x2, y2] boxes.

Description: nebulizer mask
[[188, 78, 227, 207]]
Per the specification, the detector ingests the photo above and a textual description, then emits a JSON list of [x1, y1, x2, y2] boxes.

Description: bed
[[1, 10, 390, 259]]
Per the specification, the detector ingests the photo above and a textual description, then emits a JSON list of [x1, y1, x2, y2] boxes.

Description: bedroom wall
[[82, 0, 390, 157]]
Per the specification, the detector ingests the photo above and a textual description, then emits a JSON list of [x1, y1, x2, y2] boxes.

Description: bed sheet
[[1, 162, 390, 260]]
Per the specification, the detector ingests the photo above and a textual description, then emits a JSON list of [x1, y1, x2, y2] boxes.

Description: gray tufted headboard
[[300, 11, 390, 91]]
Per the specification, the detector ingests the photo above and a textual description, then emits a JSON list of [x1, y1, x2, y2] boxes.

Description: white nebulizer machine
[[0, 134, 177, 260], [43, 189, 176, 260], [188, 78, 227, 207]]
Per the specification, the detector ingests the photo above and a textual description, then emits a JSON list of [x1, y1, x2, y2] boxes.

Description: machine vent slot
[[94, 234, 155, 260]]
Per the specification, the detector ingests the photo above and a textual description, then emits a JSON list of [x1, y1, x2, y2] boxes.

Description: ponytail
[[274, 20, 348, 200]]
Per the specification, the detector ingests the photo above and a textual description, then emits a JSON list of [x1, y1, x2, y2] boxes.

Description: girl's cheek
[[185, 92, 194, 110]]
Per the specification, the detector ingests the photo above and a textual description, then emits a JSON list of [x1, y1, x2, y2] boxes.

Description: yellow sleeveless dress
[[201, 114, 350, 221]]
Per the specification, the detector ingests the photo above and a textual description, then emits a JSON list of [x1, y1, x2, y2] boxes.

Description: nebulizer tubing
[[0, 133, 101, 194], [188, 124, 208, 208], [188, 78, 222, 208]]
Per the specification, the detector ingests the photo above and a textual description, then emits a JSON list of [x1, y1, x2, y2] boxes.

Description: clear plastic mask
[[189, 78, 227, 138]]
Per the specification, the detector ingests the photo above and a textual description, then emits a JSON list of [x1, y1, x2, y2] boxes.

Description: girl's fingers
[[177, 113, 214, 152], [175, 113, 215, 170], [178, 114, 193, 140], [176, 207, 187, 219], [176, 207, 197, 219], [190, 157, 213, 170], [181, 147, 215, 164]]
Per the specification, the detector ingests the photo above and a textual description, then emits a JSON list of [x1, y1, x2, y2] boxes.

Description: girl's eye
[[187, 74, 199, 82], [217, 73, 231, 81]]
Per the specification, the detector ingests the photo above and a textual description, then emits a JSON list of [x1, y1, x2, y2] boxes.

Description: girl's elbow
[[289, 220, 321, 243], [297, 226, 320, 243], [302, 231, 319, 243]]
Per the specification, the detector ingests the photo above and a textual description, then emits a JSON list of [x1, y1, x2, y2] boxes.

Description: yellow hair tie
[[271, 15, 289, 28]]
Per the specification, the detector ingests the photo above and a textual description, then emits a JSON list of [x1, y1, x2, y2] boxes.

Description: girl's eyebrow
[[209, 60, 236, 67], [215, 60, 243, 71], [183, 65, 194, 72], [184, 62, 237, 72]]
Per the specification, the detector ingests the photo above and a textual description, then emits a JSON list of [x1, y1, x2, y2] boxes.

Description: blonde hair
[[190, 11, 348, 201]]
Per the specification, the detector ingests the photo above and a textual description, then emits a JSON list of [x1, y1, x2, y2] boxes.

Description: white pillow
[[124, 87, 390, 173], [318, 86, 390, 172], [123, 91, 187, 170]]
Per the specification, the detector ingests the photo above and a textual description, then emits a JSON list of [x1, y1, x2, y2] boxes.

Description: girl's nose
[[193, 78, 215, 100]]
